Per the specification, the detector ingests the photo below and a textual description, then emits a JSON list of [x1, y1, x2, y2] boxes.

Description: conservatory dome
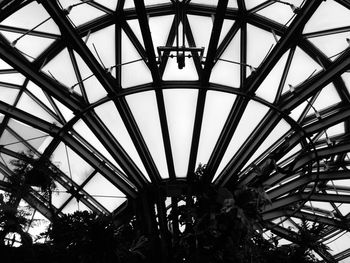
[[0, 0, 350, 262]]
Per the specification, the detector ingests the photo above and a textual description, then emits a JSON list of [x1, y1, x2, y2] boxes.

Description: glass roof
[[0, 0, 350, 261]]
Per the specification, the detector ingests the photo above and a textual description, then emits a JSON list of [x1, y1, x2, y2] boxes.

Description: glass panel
[[244, 119, 291, 169], [42, 48, 78, 88], [52, 98, 74, 122], [58, 0, 106, 27], [1, 31, 55, 62], [16, 93, 59, 125], [282, 47, 322, 94], [73, 120, 122, 169], [163, 89, 198, 177], [327, 231, 350, 255], [26, 81, 55, 112], [0, 86, 19, 105], [62, 198, 90, 214], [256, 51, 289, 102], [311, 84, 341, 113], [218, 19, 235, 46], [210, 29, 240, 87], [1, 1, 60, 34], [126, 91, 169, 179], [95, 101, 150, 180], [8, 119, 50, 150], [187, 15, 213, 57], [0, 129, 30, 153], [73, 51, 108, 102], [304, 0, 350, 34], [149, 15, 174, 54], [121, 30, 152, 88], [28, 210, 51, 243], [308, 31, 349, 61], [196, 91, 236, 167], [0, 72, 26, 86], [162, 53, 199, 81], [51, 143, 93, 185], [245, 0, 268, 10], [215, 100, 269, 178], [127, 19, 144, 48], [94, 0, 118, 10], [85, 25, 115, 69], [51, 182, 70, 208], [247, 24, 275, 70], [257, 1, 303, 26], [83, 173, 126, 212]]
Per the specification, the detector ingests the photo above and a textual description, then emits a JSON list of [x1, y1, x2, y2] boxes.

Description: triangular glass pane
[[1, 1, 60, 34], [51, 142, 93, 185], [126, 91, 168, 179], [256, 0, 303, 26], [163, 89, 198, 177], [0, 72, 26, 86], [0, 129, 30, 153], [311, 84, 341, 113], [26, 81, 55, 112], [255, 51, 289, 102], [51, 181, 70, 208], [7, 119, 50, 150], [95, 101, 150, 180], [0, 86, 19, 105], [1, 31, 55, 62], [85, 25, 115, 70], [83, 173, 126, 212], [247, 24, 275, 70], [52, 98, 74, 122], [58, 0, 106, 27], [215, 100, 269, 179], [244, 119, 291, 170], [218, 19, 235, 46], [42, 48, 78, 88], [72, 51, 107, 102], [196, 91, 236, 167], [304, 0, 350, 34], [127, 19, 145, 48], [187, 15, 213, 57], [73, 120, 125, 172], [307, 31, 349, 61], [210, 29, 240, 87], [282, 47, 322, 94], [149, 15, 174, 54], [16, 93, 59, 125], [121, 30, 153, 87]]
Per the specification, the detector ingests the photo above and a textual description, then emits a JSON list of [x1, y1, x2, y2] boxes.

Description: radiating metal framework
[[0, 0, 350, 261]]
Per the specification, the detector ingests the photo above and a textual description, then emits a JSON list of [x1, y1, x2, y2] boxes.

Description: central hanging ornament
[[157, 0, 204, 69]]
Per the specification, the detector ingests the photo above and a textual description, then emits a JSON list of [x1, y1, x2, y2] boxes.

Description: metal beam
[[262, 210, 348, 230], [264, 221, 337, 263], [267, 170, 350, 200], [0, 35, 83, 112], [205, 1, 322, 182], [187, 0, 228, 178]]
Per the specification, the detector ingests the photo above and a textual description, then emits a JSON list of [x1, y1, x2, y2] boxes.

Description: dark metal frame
[[0, 0, 350, 261]]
